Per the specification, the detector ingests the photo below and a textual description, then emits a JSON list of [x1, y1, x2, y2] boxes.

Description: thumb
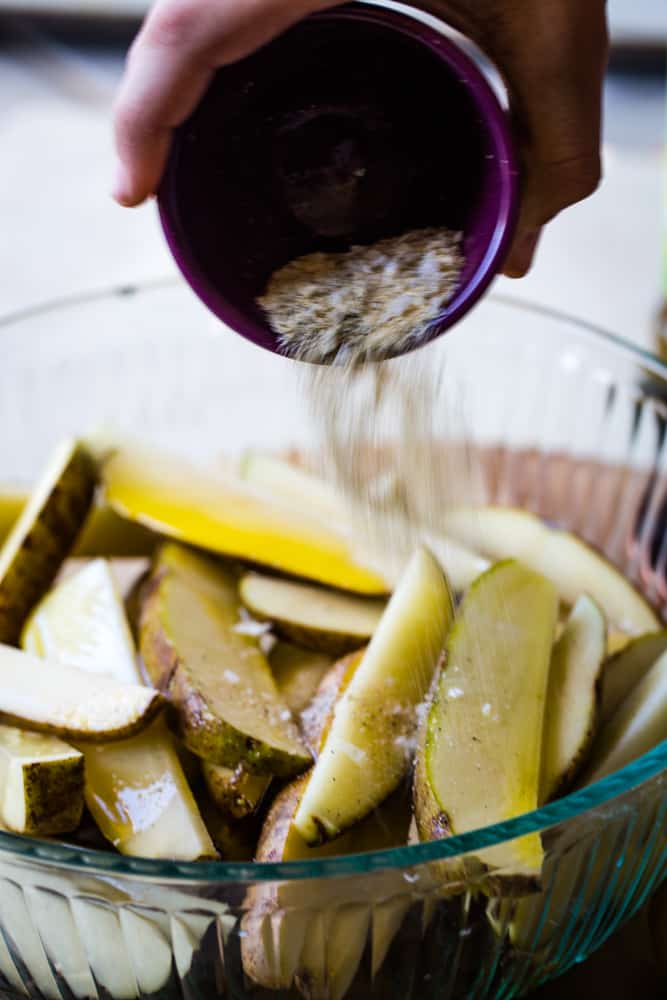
[[494, 0, 609, 277]]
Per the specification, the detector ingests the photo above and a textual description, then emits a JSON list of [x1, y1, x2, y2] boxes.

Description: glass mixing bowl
[[0, 286, 665, 1000]]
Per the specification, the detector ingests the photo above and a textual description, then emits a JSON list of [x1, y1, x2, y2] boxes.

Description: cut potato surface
[[0, 645, 163, 741], [442, 507, 659, 634], [540, 595, 606, 803], [102, 442, 388, 595], [140, 546, 311, 776], [415, 561, 558, 888], [241, 451, 489, 593], [240, 451, 347, 524], [84, 719, 217, 859], [294, 547, 452, 844], [582, 650, 667, 785], [601, 631, 667, 725], [0, 440, 96, 644], [55, 557, 150, 600], [23, 559, 140, 685], [22, 558, 215, 860], [240, 572, 385, 655], [0, 724, 84, 835], [269, 641, 333, 718]]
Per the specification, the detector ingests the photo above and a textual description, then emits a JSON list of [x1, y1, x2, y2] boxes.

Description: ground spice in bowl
[[258, 226, 464, 364]]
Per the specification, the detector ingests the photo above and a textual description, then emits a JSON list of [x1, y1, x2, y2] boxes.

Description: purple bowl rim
[[158, 1, 520, 360]]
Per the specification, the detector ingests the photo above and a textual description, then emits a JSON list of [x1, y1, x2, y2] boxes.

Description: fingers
[[113, 0, 335, 206], [495, 0, 609, 276]]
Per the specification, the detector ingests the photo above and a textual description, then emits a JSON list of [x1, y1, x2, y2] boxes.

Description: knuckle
[[537, 153, 602, 223]]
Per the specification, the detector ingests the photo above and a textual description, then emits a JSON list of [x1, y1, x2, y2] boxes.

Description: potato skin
[[21, 754, 85, 836], [138, 569, 311, 777], [299, 651, 361, 757], [202, 761, 270, 820], [0, 445, 96, 644]]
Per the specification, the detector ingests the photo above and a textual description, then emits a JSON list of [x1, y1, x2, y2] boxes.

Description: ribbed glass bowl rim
[[0, 285, 665, 883]]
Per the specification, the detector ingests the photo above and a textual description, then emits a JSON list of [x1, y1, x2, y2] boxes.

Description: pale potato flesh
[[582, 650, 667, 784], [442, 507, 659, 634], [0, 645, 162, 741], [23, 558, 140, 685], [102, 442, 388, 595], [140, 548, 311, 775], [601, 631, 667, 725], [22, 557, 215, 860], [540, 594, 606, 803], [240, 571, 385, 653], [84, 718, 216, 859], [240, 451, 489, 593], [416, 561, 558, 883], [294, 546, 452, 843], [0, 724, 83, 835]]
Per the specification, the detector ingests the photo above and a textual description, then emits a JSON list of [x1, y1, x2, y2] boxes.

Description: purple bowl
[[158, 2, 519, 360]]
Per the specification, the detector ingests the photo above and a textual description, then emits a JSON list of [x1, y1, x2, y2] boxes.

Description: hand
[[112, 0, 608, 278]]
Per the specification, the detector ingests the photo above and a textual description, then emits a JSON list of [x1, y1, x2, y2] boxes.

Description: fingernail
[[505, 230, 541, 278]]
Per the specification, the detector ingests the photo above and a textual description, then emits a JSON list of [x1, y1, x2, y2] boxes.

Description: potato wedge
[[607, 630, 632, 657], [201, 642, 335, 820], [83, 718, 217, 859], [0, 724, 84, 836], [203, 652, 353, 823], [294, 547, 452, 844], [139, 546, 311, 776], [299, 652, 360, 757], [582, 650, 667, 784], [102, 442, 388, 595], [202, 762, 270, 820], [23, 558, 216, 860], [601, 631, 667, 725], [242, 777, 413, 995], [54, 557, 150, 600], [240, 572, 385, 655], [540, 595, 606, 803], [240, 450, 489, 593], [0, 645, 162, 741], [414, 561, 558, 890], [23, 558, 140, 685], [240, 451, 346, 523], [0, 440, 96, 644], [442, 506, 659, 634]]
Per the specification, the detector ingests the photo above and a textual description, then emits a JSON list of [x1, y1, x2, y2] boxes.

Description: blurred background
[[0, 0, 665, 353]]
